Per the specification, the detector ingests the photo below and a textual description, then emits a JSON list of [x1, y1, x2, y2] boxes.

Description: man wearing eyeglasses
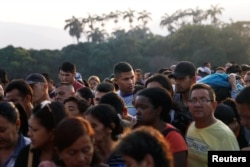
[[186, 83, 240, 167]]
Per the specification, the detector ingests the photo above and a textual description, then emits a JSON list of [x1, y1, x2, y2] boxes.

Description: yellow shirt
[[186, 120, 240, 167]]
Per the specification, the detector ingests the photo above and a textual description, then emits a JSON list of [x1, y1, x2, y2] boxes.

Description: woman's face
[[58, 135, 94, 167], [85, 114, 111, 143], [28, 116, 54, 149], [134, 95, 159, 126], [64, 101, 81, 117]]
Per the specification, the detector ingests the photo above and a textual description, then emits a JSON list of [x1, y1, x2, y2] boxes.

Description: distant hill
[[0, 21, 76, 50]]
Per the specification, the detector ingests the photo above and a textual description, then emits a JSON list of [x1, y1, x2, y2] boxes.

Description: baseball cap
[[75, 72, 83, 82], [169, 61, 196, 78], [25, 73, 47, 84]]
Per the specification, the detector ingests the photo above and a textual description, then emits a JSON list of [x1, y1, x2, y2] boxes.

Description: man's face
[[236, 103, 250, 130], [244, 75, 250, 87], [30, 83, 46, 104], [55, 85, 74, 103], [6, 89, 25, 105], [59, 70, 75, 84], [188, 88, 216, 121], [175, 76, 195, 93], [115, 71, 135, 95], [94, 91, 106, 105], [0, 116, 19, 149]]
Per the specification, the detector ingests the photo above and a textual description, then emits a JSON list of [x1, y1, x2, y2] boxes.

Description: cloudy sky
[[1, 0, 250, 49]]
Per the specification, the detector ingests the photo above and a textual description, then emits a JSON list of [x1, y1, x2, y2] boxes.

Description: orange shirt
[[164, 123, 188, 153]]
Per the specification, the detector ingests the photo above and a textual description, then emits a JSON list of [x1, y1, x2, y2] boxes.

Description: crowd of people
[[0, 60, 250, 167]]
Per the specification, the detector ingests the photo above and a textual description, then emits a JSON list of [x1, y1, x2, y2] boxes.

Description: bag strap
[[28, 147, 33, 167]]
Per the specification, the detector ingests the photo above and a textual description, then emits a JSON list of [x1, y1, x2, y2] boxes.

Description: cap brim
[[168, 73, 186, 78], [26, 81, 36, 85]]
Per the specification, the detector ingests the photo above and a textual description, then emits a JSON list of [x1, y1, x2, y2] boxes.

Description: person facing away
[[58, 61, 85, 91], [133, 87, 187, 167], [0, 102, 30, 167], [113, 62, 136, 116], [168, 61, 196, 120], [115, 126, 173, 167], [186, 83, 240, 167]]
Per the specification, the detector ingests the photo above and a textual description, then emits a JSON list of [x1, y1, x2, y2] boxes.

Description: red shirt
[[73, 80, 85, 91]]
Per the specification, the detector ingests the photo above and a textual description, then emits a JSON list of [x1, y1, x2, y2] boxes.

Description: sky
[[1, 0, 250, 49]]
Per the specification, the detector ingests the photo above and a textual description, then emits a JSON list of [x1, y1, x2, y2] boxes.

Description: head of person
[[243, 71, 250, 87], [214, 103, 239, 135], [113, 62, 135, 95], [28, 101, 68, 150], [76, 87, 94, 106], [134, 87, 173, 126], [54, 117, 100, 167], [0, 102, 20, 149], [0, 68, 9, 88], [25, 73, 48, 105], [188, 83, 217, 121], [58, 62, 77, 84], [99, 92, 128, 118], [241, 64, 250, 77], [235, 86, 250, 130], [145, 74, 174, 96], [169, 61, 196, 93], [215, 66, 226, 74], [87, 75, 100, 91], [55, 82, 75, 103], [64, 96, 90, 117], [94, 82, 115, 105], [42, 73, 55, 92], [115, 126, 173, 167], [5, 79, 33, 107], [226, 64, 242, 76], [134, 68, 144, 85], [85, 104, 123, 143]]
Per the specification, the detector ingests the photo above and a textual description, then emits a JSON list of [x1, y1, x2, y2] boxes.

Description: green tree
[[137, 10, 152, 27], [64, 16, 83, 43]]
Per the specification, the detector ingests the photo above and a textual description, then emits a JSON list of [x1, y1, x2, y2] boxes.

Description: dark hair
[[0, 68, 9, 85], [115, 126, 173, 167], [42, 73, 52, 82], [226, 64, 242, 74], [145, 74, 174, 96], [54, 117, 101, 166], [5, 79, 33, 99], [54, 117, 94, 152], [64, 96, 90, 115], [95, 83, 115, 93], [77, 87, 94, 99], [189, 83, 216, 102], [59, 62, 76, 73], [99, 92, 125, 115], [85, 104, 123, 141], [236, 86, 250, 105], [0, 102, 19, 124], [32, 101, 68, 131], [137, 87, 173, 120], [114, 62, 133, 78]]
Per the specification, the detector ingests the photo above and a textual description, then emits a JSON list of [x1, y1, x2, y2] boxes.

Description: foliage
[[1, 6, 250, 82]]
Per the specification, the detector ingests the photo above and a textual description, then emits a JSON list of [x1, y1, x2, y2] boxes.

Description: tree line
[[1, 5, 250, 82]]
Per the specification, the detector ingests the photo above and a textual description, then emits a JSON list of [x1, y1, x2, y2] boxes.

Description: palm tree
[[87, 28, 108, 43], [160, 13, 175, 33], [64, 16, 83, 43], [123, 9, 135, 28], [137, 10, 152, 27], [205, 5, 224, 25]]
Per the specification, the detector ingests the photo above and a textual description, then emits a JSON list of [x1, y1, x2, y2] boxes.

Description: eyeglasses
[[189, 97, 213, 104]]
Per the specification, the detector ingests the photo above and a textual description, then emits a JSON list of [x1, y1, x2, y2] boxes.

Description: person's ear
[[144, 154, 154, 167], [15, 119, 21, 132]]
